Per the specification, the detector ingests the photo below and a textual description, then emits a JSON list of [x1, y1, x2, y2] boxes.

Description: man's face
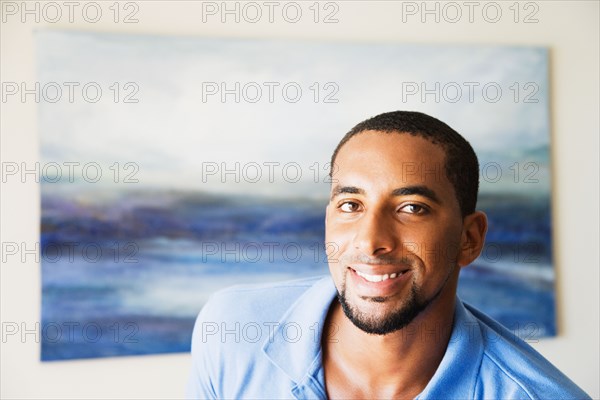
[[325, 131, 465, 335]]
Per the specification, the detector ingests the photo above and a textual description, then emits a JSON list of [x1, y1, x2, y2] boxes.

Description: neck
[[322, 280, 458, 399]]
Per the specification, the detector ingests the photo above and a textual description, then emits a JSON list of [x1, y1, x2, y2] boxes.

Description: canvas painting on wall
[[37, 31, 553, 360]]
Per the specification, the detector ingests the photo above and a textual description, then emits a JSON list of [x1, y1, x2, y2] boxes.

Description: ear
[[457, 211, 488, 267]]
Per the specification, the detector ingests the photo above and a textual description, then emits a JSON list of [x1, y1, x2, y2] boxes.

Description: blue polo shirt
[[186, 275, 590, 399]]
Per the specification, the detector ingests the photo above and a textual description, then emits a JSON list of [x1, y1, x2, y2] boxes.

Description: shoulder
[[190, 275, 329, 353], [199, 275, 326, 324], [186, 275, 330, 399], [464, 303, 590, 399]]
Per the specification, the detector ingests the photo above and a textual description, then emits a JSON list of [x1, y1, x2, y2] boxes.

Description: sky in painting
[[36, 31, 549, 198]]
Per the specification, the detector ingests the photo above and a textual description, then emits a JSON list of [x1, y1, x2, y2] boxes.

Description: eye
[[399, 203, 429, 215], [339, 201, 361, 213]]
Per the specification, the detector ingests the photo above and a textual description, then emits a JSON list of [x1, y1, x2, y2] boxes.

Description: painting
[[37, 31, 553, 360]]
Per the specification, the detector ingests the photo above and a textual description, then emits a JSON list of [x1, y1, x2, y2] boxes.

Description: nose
[[352, 208, 396, 257]]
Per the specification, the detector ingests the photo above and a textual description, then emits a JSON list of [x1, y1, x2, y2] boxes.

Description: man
[[187, 111, 589, 399]]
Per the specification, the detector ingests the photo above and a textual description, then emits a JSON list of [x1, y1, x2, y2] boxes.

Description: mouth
[[347, 265, 412, 298], [347, 264, 412, 287], [351, 268, 409, 283], [346, 265, 412, 298]]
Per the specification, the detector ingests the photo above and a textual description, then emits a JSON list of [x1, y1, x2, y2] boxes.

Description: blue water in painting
[[40, 190, 554, 360]]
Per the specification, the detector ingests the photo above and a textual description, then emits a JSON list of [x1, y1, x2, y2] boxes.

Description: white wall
[[1, 1, 598, 398]]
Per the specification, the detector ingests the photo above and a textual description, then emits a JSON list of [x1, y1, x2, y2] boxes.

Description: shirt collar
[[263, 276, 337, 383], [262, 276, 483, 399], [261, 275, 337, 392], [416, 298, 483, 399]]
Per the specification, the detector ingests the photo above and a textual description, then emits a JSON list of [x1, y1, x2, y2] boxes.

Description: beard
[[336, 266, 454, 335]]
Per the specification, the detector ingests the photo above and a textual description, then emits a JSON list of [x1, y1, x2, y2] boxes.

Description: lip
[[347, 265, 412, 298], [349, 263, 411, 276]]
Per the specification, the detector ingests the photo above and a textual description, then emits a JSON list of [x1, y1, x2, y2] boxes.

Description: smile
[[349, 267, 409, 283]]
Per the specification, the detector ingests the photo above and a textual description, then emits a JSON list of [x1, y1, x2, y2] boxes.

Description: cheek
[[325, 223, 350, 265], [416, 227, 462, 267], [324, 215, 353, 279], [325, 210, 348, 248]]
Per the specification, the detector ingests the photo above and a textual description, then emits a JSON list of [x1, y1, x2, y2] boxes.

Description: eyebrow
[[330, 185, 365, 200], [391, 186, 441, 204], [330, 185, 441, 204]]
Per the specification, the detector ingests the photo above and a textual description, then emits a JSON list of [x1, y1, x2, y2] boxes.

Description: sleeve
[[185, 299, 219, 400]]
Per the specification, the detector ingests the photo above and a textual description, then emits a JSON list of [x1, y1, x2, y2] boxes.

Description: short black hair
[[330, 111, 479, 217]]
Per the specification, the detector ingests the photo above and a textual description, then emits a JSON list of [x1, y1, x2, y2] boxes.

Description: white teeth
[[355, 270, 403, 282]]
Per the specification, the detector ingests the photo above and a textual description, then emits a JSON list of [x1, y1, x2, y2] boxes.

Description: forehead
[[331, 130, 459, 207], [331, 131, 462, 216]]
